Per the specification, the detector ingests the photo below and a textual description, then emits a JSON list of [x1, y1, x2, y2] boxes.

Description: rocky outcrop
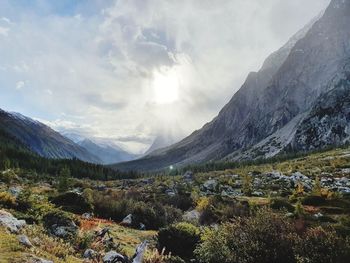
[[292, 67, 350, 151], [0, 209, 26, 233]]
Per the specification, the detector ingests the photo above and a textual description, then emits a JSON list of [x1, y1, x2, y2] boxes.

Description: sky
[[0, 0, 330, 153]]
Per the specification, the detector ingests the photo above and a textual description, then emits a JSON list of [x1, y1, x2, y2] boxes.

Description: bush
[[0, 191, 16, 208], [301, 195, 326, 206], [270, 198, 294, 212], [158, 222, 200, 261], [195, 209, 296, 263], [16, 189, 34, 211], [295, 227, 350, 263], [51, 191, 93, 214]]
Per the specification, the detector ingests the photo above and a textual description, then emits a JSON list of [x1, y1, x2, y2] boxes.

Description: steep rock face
[[292, 64, 350, 150], [0, 109, 100, 163], [114, 0, 350, 171]]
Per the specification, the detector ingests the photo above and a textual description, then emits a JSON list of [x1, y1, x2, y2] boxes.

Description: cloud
[[15, 80, 25, 90], [0, 26, 9, 36], [0, 0, 330, 153]]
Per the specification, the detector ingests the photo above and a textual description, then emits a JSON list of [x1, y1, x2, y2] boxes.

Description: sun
[[152, 68, 180, 104]]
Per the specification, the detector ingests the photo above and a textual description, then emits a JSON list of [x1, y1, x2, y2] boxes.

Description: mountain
[[0, 109, 101, 163], [113, 0, 350, 171], [78, 139, 137, 164]]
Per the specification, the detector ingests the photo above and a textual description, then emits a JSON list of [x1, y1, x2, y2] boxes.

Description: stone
[[18, 234, 33, 248], [252, 191, 264, 197], [183, 171, 194, 181], [82, 212, 93, 219], [183, 210, 201, 222], [165, 189, 176, 196], [43, 212, 78, 239], [121, 214, 132, 225], [139, 223, 146, 230], [203, 179, 218, 192], [314, 212, 324, 219], [0, 210, 26, 233], [132, 241, 148, 263], [31, 257, 53, 263], [8, 186, 22, 197], [103, 251, 126, 263], [83, 248, 98, 259]]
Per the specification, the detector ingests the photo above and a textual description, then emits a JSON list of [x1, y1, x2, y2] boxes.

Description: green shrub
[[0, 191, 16, 208], [294, 227, 350, 263], [301, 195, 326, 206], [165, 256, 186, 263], [16, 189, 34, 211], [76, 231, 94, 250], [195, 208, 296, 263], [51, 191, 93, 214], [158, 222, 200, 261], [270, 198, 294, 212]]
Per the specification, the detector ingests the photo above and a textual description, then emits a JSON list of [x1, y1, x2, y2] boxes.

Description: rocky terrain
[[1, 145, 350, 262]]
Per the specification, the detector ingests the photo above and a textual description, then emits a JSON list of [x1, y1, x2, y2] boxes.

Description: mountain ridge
[[112, 0, 350, 171], [0, 108, 101, 163]]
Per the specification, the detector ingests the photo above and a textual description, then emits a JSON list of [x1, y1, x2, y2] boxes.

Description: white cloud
[[0, 0, 330, 153], [0, 26, 9, 36], [15, 80, 25, 90]]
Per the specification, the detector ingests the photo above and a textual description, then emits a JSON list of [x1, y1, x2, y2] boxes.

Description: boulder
[[103, 251, 127, 263], [43, 211, 78, 239], [132, 241, 148, 263], [18, 234, 33, 248], [0, 210, 26, 233], [82, 212, 93, 219], [165, 189, 176, 196], [183, 171, 194, 181], [203, 179, 218, 192], [30, 257, 53, 263], [8, 186, 22, 197], [183, 210, 201, 222], [121, 214, 132, 225], [83, 248, 98, 259]]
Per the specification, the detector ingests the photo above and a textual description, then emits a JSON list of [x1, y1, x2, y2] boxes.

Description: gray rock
[[0, 210, 26, 233], [31, 257, 53, 263], [82, 212, 93, 219], [103, 251, 126, 263], [183, 171, 194, 181], [203, 179, 218, 192], [8, 186, 22, 197], [122, 214, 133, 225], [83, 248, 98, 259], [252, 191, 264, 197], [165, 189, 176, 196], [132, 241, 148, 263], [18, 234, 33, 248], [183, 210, 201, 222]]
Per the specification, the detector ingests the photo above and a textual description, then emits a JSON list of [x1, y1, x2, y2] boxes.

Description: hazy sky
[[0, 0, 330, 153]]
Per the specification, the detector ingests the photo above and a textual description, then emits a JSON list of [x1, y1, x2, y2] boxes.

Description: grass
[[0, 226, 81, 263]]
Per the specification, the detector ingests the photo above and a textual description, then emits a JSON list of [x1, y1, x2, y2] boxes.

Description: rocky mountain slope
[[0, 109, 101, 163], [113, 0, 350, 171], [78, 139, 137, 164]]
